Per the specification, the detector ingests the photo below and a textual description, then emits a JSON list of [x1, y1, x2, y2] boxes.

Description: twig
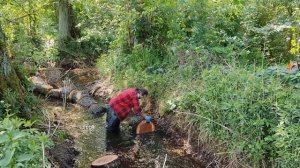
[[163, 154, 167, 168], [50, 112, 63, 138], [45, 109, 51, 135], [42, 142, 46, 168]]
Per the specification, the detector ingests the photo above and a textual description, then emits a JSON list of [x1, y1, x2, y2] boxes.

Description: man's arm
[[132, 94, 142, 114]]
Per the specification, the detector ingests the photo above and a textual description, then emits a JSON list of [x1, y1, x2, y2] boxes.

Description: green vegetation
[[96, 0, 300, 167], [0, 116, 52, 167], [178, 66, 300, 167], [1, 0, 300, 167]]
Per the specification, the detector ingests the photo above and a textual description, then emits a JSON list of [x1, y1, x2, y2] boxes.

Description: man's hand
[[145, 116, 151, 123]]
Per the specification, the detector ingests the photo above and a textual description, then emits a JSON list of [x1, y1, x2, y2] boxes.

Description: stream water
[[45, 99, 203, 168], [44, 69, 203, 168]]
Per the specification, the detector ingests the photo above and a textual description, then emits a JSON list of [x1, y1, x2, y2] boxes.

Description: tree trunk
[[58, 0, 71, 40], [0, 24, 25, 114], [58, 0, 79, 40]]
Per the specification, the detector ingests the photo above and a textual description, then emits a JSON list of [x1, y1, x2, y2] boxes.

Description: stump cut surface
[[136, 121, 155, 134], [91, 155, 118, 166]]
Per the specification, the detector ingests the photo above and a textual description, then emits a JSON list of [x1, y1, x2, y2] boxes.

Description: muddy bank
[[158, 115, 225, 168], [48, 135, 79, 168]]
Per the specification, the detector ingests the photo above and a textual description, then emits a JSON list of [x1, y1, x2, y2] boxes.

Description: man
[[106, 88, 150, 133]]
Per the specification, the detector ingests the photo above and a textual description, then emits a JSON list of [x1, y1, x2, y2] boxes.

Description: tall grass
[[178, 65, 300, 167], [97, 45, 300, 167], [99, 49, 300, 168]]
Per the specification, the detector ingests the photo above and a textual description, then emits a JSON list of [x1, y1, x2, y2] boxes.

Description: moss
[[0, 65, 27, 115], [0, 73, 8, 99], [0, 67, 24, 95]]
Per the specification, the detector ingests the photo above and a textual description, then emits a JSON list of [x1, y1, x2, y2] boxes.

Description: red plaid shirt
[[109, 89, 142, 121]]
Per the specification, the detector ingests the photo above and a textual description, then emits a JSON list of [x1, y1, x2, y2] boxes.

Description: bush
[[177, 65, 300, 167], [0, 117, 53, 167]]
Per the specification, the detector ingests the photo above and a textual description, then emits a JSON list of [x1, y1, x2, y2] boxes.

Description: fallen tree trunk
[[30, 76, 107, 116]]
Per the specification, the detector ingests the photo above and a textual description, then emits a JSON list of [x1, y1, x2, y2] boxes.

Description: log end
[[136, 121, 155, 134], [91, 155, 119, 168]]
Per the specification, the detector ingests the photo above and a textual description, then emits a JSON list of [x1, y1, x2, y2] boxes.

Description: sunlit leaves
[[0, 117, 52, 167]]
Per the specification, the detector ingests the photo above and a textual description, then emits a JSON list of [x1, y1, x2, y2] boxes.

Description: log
[[78, 96, 97, 108], [91, 155, 120, 168], [30, 76, 53, 94], [48, 88, 62, 98], [88, 103, 107, 116], [136, 121, 155, 134], [30, 75, 106, 116], [71, 90, 87, 102]]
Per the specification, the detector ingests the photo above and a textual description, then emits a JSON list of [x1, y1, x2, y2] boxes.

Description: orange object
[[136, 121, 155, 134], [288, 61, 300, 71], [288, 63, 293, 71]]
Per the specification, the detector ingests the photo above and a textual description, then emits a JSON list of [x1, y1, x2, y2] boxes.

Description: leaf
[[0, 149, 15, 166], [0, 133, 9, 143], [12, 131, 27, 140], [0, 118, 13, 131], [17, 154, 34, 162], [23, 121, 35, 128]]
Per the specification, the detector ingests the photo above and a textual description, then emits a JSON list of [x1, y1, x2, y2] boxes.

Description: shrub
[[0, 117, 53, 167], [177, 65, 300, 167]]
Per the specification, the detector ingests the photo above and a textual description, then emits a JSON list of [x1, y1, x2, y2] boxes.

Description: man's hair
[[136, 88, 148, 96]]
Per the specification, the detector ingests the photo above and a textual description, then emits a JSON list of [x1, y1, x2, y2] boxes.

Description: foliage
[[0, 87, 40, 117], [177, 65, 300, 167], [1, 0, 300, 167], [0, 117, 53, 167]]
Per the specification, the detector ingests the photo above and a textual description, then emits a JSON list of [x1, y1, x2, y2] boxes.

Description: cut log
[[30, 75, 106, 116], [30, 76, 53, 94], [91, 155, 120, 168], [71, 91, 89, 103], [136, 121, 155, 134], [88, 103, 107, 116], [48, 88, 62, 98], [78, 96, 97, 108]]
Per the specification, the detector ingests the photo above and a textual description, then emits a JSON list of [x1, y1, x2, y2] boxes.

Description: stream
[[45, 100, 202, 168], [43, 68, 203, 168]]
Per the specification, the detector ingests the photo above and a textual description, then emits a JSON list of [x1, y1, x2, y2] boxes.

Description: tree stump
[[91, 155, 120, 168], [136, 121, 155, 134]]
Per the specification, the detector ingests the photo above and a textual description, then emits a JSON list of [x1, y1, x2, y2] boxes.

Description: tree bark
[[0, 24, 24, 99], [58, 0, 71, 40], [58, 0, 79, 40]]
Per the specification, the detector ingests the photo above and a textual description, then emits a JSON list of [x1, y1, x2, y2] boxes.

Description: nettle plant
[[0, 116, 53, 167]]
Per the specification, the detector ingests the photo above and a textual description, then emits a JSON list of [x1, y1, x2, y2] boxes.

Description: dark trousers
[[106, 108, 120, 133]]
